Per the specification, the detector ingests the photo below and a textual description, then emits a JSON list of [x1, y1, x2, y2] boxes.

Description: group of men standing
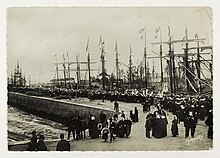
[[27, 131, 70, 151]]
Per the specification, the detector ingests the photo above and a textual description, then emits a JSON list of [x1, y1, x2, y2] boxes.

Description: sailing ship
[[51, 27, 212, 96]]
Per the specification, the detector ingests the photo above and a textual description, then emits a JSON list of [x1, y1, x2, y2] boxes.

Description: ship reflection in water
[[8, 105, 68, 143]]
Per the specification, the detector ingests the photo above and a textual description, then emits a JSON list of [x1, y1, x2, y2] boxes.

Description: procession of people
[[8, 85, 212, 151]]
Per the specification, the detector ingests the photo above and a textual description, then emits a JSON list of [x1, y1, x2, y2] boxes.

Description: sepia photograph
[[6, 7, 213, 151]]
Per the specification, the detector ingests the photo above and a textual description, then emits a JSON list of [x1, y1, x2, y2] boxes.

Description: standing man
[[109, 118, 116, 142], [36, 135, 47, 151], [133, 107, 139, 122], [67, 116, 76, 140], [184, 112, 197, 138], [100, 111, 107, 124], [114, 101, 119, 113], [145, 114, 152, 138], [121, 111, 125, 119], [56, 133, 71, 151], [205, 109, 213, 139], [26, 130, 38, 151], [129, 110, 134, 121], [171, 115, 179, 137]]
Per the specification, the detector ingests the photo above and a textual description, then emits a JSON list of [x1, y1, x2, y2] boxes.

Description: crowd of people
[[144, 94, 213, 139], [10, 86, 213, 150], [26, 108, 134, 151], [8, 86, 151, 103], [66, 110, 133, 142]]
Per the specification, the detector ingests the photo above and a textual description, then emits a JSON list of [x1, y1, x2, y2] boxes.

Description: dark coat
[[27, 134, 38, 151], [100, 113, 107, 123], [56, 140, 71, 151], [36, 140, 47, 151], [89, 120, 99, 138], [26, 142, 36, 151], [205, 111, 213, 126], [145, 118, 152, 130], [154, 117, 167, 138], [184, 116, 196, 129], [133, 108, 139, 122], [171, 119, 179, 136], [31, 134, 37, 145]]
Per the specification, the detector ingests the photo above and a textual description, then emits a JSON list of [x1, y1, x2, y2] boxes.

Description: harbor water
[[8, 105, 68, 144]]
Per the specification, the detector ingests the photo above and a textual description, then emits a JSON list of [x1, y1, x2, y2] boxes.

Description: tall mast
[[147, 60, 150, 85], [129, 45, 133, 89], [172, 43, 177, 93], [159, 28, 163, 90], [195, 34, 201, 94], [152, 59, 155, 83], [184, 27, 190, 94], [67, 52, 71, 89], [100, 37, 106, 90], [144, 27, 148, 89], [62, 54, 67, 88], [88, 53, 91, 88], [86, 38, 91, 89], [168, 26, 173, 93], [76, 55, 80, 89], [55, 54, 59, 87], [115, 41, 119, 89]]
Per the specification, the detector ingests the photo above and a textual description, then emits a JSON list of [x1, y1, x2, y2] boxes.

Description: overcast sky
[[7, 7, 212, 83]]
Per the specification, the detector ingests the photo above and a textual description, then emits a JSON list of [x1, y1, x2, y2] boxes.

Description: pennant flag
[[139, 27, 145, 40], [86, 38, 89, 52], [195, 33, 198, 39], [168, 26, 171, 37], [98, 36, 102, 46], [185, 27, 188, 36], [139, 27, 145, 34], [155, 27, 160, 33], [102, 41, 105, 47], [115, 41, 118, 52], [154, 27, 160, 39]]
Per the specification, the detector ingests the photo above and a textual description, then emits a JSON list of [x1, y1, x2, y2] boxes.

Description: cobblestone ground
[[55, 98, 213, 151]]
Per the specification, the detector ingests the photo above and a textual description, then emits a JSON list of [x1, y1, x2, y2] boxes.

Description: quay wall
[[8, 92, 115, 125]]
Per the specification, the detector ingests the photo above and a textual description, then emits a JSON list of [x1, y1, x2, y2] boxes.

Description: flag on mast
[[139, 27, 145, 40], [155, 26, 160, 33], [168, 26, 171, 37], [195, 33, 198, 39], [86, 38, 89, 52], [154, 26, 160, 38], [115, 41, 118, 52], [98, 36, 102, 46]]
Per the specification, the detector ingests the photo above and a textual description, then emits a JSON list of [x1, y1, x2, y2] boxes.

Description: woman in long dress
[[171, 115, 179, 137]]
